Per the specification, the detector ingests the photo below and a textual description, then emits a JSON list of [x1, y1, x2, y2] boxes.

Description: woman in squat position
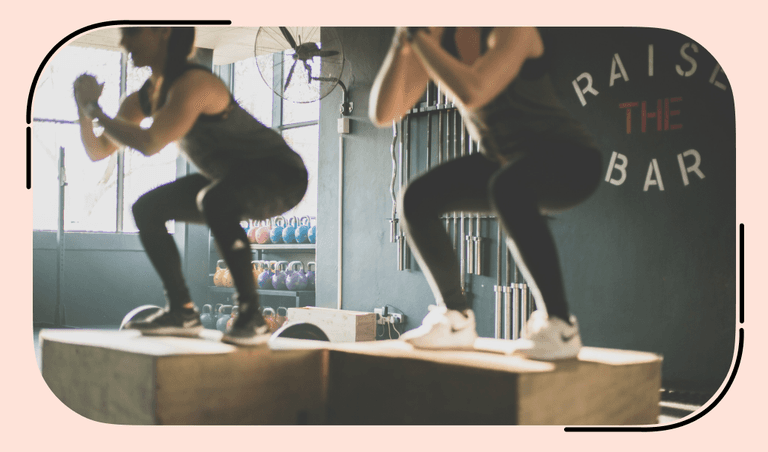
[[370, 27, 601, 359], [74, 27, 307, 345]]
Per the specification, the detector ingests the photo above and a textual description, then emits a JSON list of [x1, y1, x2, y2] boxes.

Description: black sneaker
[[221, 311, 270, 346], [124, 308, 203, 337]]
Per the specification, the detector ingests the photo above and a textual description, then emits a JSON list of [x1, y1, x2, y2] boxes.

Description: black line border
[[25, 20, 232, 189], [565, 223, 744, 432]]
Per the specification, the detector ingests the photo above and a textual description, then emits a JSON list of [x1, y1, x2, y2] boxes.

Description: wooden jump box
[[39, 329, 662, 425]]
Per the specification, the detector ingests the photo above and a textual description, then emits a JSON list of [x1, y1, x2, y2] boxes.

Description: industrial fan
[[253, 27, 346, 104]]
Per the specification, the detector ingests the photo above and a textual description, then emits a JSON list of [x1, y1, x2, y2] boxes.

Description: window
[[232, 55, 319, 222], [32, 44, 179, 233], [34, 29, 320, 233]]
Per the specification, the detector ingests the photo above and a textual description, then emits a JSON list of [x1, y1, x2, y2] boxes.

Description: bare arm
[[369, 28, 430, 127], [77, 92, 145, 161], [82, 70, 228, 158], [408, 27, 542, 111]]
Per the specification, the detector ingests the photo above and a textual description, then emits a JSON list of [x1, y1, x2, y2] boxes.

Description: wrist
[[84, 101, 102, 118]]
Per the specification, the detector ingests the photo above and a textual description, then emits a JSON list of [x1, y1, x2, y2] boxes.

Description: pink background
[[5, 0, 763, 448]]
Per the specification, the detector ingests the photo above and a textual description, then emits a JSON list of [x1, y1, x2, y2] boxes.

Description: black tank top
[[138, 64, 304, 180], [442, 28, 596, 160]]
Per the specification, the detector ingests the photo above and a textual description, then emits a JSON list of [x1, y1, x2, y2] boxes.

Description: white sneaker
[[515, 310, 582, 360], [401, 305, 478, 350]]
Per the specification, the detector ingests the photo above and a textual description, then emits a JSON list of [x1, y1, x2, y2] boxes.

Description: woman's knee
[[132, 192, 162, 230], [399, 178, 438, 224]]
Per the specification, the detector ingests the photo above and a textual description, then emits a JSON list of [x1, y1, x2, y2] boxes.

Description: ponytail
[[157, 27, 196, 108]]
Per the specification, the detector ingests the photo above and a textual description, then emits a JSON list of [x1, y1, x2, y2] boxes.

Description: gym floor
[[32, 327, 701, 425]]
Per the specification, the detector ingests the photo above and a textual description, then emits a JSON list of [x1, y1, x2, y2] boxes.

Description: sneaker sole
[[221, 333, 270, 346], [135, 325, 204, 338]]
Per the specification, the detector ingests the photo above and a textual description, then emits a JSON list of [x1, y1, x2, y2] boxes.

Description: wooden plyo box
[[40, 329, 327, 425], [40, 329, 662, 425], [286, 307, 377, 342]]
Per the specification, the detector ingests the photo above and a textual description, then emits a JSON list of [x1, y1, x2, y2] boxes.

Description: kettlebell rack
[[205, 217, 317, 311], [388, 82, 535, 340]]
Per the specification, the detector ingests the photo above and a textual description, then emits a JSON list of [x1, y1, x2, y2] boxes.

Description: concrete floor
[[33, 326, 701, 425]]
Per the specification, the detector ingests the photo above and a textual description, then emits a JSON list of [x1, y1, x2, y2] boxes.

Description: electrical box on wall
[[338, 117, 350, 134]]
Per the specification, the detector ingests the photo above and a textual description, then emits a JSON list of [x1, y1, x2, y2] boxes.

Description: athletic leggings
[[132, 157, 308, 323], [399, 141, 601, 322]]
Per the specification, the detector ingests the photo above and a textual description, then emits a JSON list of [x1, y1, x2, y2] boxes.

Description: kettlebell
[[226, 305, 239, 331], [249, 219, 272, 244], [285, 261, 308, 291], [262, 307, 277, 331], [295, 216, 311, 244], [257, 262, 274, 289], [213, 260, 227, 287], [271, 261, 289, 290], [222, 266, 234, 288], [306, 262, 316, 289], [252, 260, 262, 284], [276, 307, 288, 329], [213, 303, 223, 324], [241, 220, 252, 236], [216, 305, 232, 332], [308, 222, 317, 244], [269, 216, 286, 244], [200, 304, 215, 329], [282, 217, 298, 244]]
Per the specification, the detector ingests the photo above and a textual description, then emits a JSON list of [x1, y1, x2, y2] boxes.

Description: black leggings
[[399, 142, 601, 321], [132, 157, 308, 321]]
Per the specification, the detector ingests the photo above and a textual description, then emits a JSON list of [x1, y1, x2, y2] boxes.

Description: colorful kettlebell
[[306, 262, 316, 289], [216, 305, 232, 332], [271, 261, 289, 290], [226, 305, 239, 331], [248, 219, 271, 244], [200, 304, 214, 329], [257, 262, 274, 289], [240, 220, 252, 236], [285, 261, 308, 291], [295, 216, 311, 244], [262, 307, 278, 331], [222, 266, 234, 288], [213, 260, 227, 287], [282, 217, 298, 244], [308, 222, 316, 244], [276, 307, 288, 329], [213, 303, 223, 324], [269, 216, 286, 244]]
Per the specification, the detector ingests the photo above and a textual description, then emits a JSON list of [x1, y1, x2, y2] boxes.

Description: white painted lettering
[[609, 53, 630, 87], [676, 43, 699, 77], [677, 149, 705, 186], [572, 72, 599, 106], [605, 151, 628, 186], [709, 63, 728, 91], [648, 44, 654, 77], [643, 159, 665, 191]]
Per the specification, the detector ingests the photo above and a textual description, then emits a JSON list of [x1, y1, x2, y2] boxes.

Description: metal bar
[[459, 116, 466, 289], [426, 82, 433, 173], [389, 121, 398, 244], [402, 114, 411, 270], [55, 146, 67, 326], [494, 219, 503, 339], [504, 246, 512, 340]]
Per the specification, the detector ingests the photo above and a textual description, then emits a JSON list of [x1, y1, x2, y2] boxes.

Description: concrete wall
[[316, 27, 735, 396]]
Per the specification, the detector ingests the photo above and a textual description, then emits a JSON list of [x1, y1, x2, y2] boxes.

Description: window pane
[[283, 97, 319, 125], [281, 125, 318, 220], [122, 144, 180, 233], [127, 59, 152, 94], [32, 122, 62, 231], [33, 45, 122, 121], [58, 125, 119, 232], [281, 52, 320, 124], [234, 57, 273, 127]]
